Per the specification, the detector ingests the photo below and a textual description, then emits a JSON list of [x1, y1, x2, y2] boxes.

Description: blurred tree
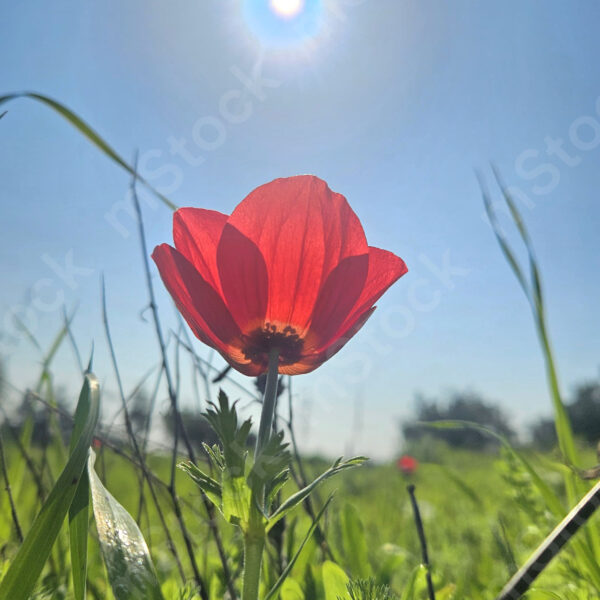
[[567, 382, 600, 444], [529, 380, 600, 448], [402, 391, 515, 450], [129, 389, 150, 436], [530, 418, 557, 451], [162, 405, 219, 450], [2, 387, 72, 445]]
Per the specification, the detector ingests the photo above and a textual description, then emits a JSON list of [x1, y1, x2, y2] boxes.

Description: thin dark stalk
[[285, 378, 335, 561], [1, 387, 209, 522], [171, 324, 185, 489], [141, 366, 163, 455], [104, 364, 158, 436], [407, 485, 436, 600], [101, 276, 187, 583], [131, 165, 237, 600], [496, 479, 600, 600], [0, 403, 47, 505], [0, 430, 23, 542], [176, 313, 211, 408], [175, 332, 259, 402], [0, 404, 59, 576]]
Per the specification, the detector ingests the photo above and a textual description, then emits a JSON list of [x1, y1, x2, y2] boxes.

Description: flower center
[[241, 322, 304, 368]]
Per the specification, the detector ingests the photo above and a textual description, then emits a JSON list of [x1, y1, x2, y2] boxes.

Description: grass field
[[1, 430, 599, 599]]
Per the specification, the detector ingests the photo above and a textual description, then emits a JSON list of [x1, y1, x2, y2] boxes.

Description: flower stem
[[241, 348, 279, 600], [255, 348, 280, 458], [242, 531, 265, 600]]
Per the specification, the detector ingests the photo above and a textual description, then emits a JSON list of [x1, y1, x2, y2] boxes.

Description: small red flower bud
[[397, 454, 418, 475]]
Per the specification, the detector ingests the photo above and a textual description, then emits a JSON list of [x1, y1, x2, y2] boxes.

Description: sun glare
[[241, 0, 322, 48], [269, 0, 305, 19]]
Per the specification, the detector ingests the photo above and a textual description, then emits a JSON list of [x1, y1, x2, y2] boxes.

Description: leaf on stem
[[267, 457, 367, 532], [88, 451, 165, 600]]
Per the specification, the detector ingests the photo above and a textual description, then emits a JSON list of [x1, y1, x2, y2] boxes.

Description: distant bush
[[402, 391, 515, 450], [530, 381, 600, 449]]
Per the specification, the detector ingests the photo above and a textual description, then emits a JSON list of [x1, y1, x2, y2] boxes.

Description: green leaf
[[222, 468, 251, 526], [204, 390, 251, 476], [0, 92, 177, 211], [267, 457, 367, 532], [322, 562, 349, 600], [281, 577, 305, 600], [248, 430, 291, 503], [0, 374, 100, 600], [264, 494, 334, 600], [399, 565, 427, 600], [338, 504, 371, 579], [179, 461, 222, 509], [69, 375, 94, 600], [88, 452, 165, 600]]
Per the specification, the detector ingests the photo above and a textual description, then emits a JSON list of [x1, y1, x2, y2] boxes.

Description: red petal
[[334, 247, 407, 339], [216, 224, 268, 331], [280, 308, 375, 375], [173, 208, 227, 291], [152, 244, 240, 353], [307, 254, 369, 349], [225, 175, 368, 330]]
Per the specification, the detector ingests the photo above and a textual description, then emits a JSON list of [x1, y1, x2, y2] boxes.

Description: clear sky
[[1, 1, 599, 459]]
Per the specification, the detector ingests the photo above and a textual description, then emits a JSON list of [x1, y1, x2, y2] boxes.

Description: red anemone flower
[[152, 175, 407, 376], [397, 455, 418, 475]]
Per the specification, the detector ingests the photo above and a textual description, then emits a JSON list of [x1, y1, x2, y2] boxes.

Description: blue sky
[[1, 0, 599, 459]]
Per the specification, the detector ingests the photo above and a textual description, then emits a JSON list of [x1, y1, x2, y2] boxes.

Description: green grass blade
[[400, 564, 428, 600], [0, 92, 177, 211], [264, 494, 334, 600], [88, 452, 165, 600], [0, 374, 100, 600], [488, 168, 579, 472], [69, 374, 94, 600]]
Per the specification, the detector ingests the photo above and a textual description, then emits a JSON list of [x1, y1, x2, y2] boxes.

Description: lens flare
[[242, 0, 323, 48], [269, 0, 305, 19]]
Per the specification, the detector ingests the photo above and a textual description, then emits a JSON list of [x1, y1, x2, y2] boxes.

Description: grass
[[1, 439, 598, 599]]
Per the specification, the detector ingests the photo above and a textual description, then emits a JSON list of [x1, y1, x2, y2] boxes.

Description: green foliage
[[181, 391, 363, 539], [268, 457, 367, 533], [339, 578, 399, 600], [334, 504, 371, 580], [0, 374, 100, 600]]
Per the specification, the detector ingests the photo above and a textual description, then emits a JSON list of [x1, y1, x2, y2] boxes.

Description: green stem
[[242, 348, 279, 600], [255, 348, 280, 458], [242, 531, 265, 600]]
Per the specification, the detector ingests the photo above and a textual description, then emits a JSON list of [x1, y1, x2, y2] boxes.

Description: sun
[[269, 0, 305, 19]]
